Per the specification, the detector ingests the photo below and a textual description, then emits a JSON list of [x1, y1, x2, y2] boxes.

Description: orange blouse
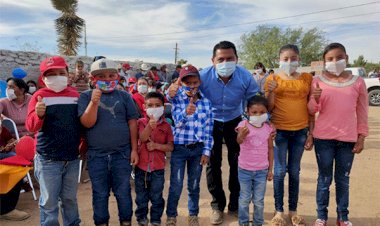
[[265, 73, 312, 131]]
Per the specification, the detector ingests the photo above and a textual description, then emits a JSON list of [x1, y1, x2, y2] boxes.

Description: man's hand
[[130, 150, 139, 166], [200, 155, 209, 165], [35, 96, 46, 118]]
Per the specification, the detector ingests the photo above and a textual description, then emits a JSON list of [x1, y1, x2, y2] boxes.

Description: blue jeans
[[0, 151, 16, 160], [34, 154, 80, 226], [238, 167, 268, 226], [134, 167, 165, 224], [314, 139, 355, 221], [166, 143, 204, 217], [87, 151, 133, 225], [273, 128, 308, 212]]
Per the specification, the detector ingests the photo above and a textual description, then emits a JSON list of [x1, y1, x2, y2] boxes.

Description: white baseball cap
[[90, 59, 118, 75], [140, 63, 149, 71]]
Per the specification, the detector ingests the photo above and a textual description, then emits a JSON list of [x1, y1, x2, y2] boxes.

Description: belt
[[178, 142, 203, 149]]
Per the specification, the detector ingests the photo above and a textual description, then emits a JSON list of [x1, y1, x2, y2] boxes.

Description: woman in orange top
[[265, 44, 314, 226]]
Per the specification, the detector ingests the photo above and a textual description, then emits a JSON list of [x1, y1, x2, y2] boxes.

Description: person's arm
[[172, 98, 192, 128], [80, 89, 101, 128], [147, 141, 174, 152], [129, 118, 139, 165], [304, 114, 315, 151], [139, 119, 153, 143], [267, 136, 274, 181], [353, 79, 369, 154], [200, 106, 214, 165], [264, 75, 277, 112], [308, 79, 322, 115]]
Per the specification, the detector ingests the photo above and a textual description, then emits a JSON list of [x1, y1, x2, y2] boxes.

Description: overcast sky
[[0, 0, 379, 68]]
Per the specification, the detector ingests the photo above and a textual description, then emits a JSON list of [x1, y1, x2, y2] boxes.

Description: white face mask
[[43, 76, 68, 93], [216, 61, 237, 78], [325, 59, 347, 76], [279, 61, 299, 76], [29, 86, 36, 94], [148, 87, 156, 92], [138, 85, 148, 94], [6, 88, 17, 100], [255, 68, 263, 74], [146, 106, 164, 121], [249, 113, 268, 127]]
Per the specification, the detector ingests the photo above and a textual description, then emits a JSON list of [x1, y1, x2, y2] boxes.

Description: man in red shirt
[[135, 92, 173, 226]]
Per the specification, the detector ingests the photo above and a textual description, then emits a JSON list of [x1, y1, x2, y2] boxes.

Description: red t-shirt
[[132, 92, 146, 118], [137, 117, 173, 172]]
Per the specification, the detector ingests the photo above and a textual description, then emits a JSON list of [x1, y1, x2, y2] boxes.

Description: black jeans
[[0, 180, 22, 215], [206, 116, 241, 212]]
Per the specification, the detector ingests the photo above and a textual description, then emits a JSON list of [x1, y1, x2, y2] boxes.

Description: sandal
[[271, 215, 286, 226], [291, 215, 306, 226]]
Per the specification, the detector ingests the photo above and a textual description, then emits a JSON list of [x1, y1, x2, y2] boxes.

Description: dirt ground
[[1, 107, 379, 226]]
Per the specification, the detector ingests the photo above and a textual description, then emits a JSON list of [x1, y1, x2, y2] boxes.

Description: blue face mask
[[216, 61, 237, 78], [96, 80, 118, 92]]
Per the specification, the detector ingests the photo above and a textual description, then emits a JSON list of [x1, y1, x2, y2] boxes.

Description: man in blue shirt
[[199, 41, 259, 225]]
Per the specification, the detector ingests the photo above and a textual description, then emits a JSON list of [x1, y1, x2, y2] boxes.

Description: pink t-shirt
[[236, 120, 272, 171], [308, 75, 369, 142]]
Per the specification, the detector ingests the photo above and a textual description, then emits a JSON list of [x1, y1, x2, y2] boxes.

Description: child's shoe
[[188, 216, 199, 226], [289, 211, 305, 226], [314, 219, 327, 226], [336, 220, 353, 226], [166, 217, 176, 226], [120, 221, 131, 226], [271, 211, 286, 226]]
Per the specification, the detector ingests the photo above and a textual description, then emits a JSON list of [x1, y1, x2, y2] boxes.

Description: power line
[[99, 11, 380, 43], [106, 1, 380, 39]]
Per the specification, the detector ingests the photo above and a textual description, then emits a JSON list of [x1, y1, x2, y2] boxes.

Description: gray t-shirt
[[78, 90, 139, 157]]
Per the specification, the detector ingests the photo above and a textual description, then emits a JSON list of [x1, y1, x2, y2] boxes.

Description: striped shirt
[[168, 88, 214, 156]]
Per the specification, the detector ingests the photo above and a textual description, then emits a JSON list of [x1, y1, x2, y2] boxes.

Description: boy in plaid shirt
[[165, 65, 214, 226]]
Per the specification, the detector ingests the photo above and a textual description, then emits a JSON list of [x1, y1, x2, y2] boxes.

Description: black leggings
[[0, 180, 22, 215]]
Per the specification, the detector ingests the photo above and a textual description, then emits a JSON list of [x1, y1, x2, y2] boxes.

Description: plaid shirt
[[167, 88, 214, 156]]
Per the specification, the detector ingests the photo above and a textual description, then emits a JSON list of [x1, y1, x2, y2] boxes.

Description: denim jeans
[[166, 143, 204, 217], [273, 128, 308, 212], [34, 154, 81, 226], [134, 167, 165, 224], [206, 117, 241, 212], [238, 167, 268, 226], [87, 151, 132, 225], [314, 139, 355, 221], [0, 151, 16, 160]]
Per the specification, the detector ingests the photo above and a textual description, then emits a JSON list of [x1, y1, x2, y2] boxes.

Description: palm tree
[[51, 0, 84, 56]]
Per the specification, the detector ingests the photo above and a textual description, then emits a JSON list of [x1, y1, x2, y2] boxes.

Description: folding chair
[[1, 118, 37, 200]]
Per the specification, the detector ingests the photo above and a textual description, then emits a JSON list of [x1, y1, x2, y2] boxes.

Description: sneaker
[[120, 221, 131, 226], [314, 219, 327, 226], [137, 220, 148, 226], [210, 209, 223, 225], [337, 220, 353, 226], [188, 216, 199, 226], [0, 209, 30, 221], [166, 217, 176, 226]]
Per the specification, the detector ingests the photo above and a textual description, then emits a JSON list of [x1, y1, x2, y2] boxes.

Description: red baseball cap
[[179, 65, 199, 80], [0, 136, 35, 166], [40, 56, 68, 77], [128, 77, 137, 83], [122, 63, 131, 70]]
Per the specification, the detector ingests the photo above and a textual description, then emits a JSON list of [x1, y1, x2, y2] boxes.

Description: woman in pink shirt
[[0, 78, 32, 137], [308, 43, 368, 226]]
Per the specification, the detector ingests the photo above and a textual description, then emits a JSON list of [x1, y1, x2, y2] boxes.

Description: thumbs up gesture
[[148, 114, 157, 129], [168, 78, 181, 98], [237, 120, 250, 141], [186, 97, 196, 115], [91, 85, 102, 105], [312, 81, 322, 103], [268, 74, 278, 92], [35, 96, 46, 118]]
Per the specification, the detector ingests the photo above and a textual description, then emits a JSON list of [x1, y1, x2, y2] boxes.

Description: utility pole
[[84, 21, 88, 56], [174, 43, 179, 64]]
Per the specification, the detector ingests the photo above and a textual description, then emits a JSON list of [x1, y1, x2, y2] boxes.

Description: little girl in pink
[[236, 95, 274, 226]]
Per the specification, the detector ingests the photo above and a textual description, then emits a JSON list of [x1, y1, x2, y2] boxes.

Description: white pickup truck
[[345, 67, 380, 106]]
